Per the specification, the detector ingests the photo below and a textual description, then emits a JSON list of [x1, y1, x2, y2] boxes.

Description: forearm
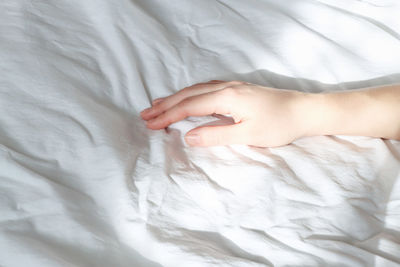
[[299, 85, 400, 140]]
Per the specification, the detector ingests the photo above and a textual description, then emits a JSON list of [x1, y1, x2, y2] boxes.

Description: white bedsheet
[[1, 0, 400, 266]]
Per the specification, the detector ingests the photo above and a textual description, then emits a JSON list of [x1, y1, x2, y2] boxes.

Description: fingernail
[[146, 118, 156, 126], [140, 108, 151, 116], [152, 98, 164, 105], [185, 134, 200, 146]]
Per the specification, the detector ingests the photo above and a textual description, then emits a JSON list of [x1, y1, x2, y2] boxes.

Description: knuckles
[[217, 87, 238, 100], [229, 80, 246, 85]]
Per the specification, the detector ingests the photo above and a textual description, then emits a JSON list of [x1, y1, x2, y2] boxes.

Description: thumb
[[185, 123, 248, 147]]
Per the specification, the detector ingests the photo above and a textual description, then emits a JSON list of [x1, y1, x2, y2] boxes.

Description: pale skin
[[140, 80, 400, 147]]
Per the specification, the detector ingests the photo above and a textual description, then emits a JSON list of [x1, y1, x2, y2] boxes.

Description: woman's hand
[[140, 81, 309, 147], [140, 80, 400, 147]]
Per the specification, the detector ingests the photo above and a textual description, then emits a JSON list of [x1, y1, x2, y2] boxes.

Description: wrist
[[291, 86, 400, 141], [294, 91, 349, 138], [288, 91, 322, 139], [297, 89, 373, 138], [293, 92, 322, 138]]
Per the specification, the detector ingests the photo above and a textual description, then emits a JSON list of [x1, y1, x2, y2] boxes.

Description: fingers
[[141, 81, 226, 120], [185, 123, 248, 146], [208, 80, 226, 83], [150, 81, 224, 107], [152, 97, 165, 106], [146, 89, 235, 130], [141, 81, 243, 121]]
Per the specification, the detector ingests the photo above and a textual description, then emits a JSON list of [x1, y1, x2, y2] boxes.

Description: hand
[[140, 81, 308, 147]]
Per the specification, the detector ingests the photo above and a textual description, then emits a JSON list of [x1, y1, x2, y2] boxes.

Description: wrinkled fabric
[[1, 0, 400, 266]]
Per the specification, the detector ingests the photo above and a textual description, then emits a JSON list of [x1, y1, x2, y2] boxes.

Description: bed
[[1, 0, 399, 266]]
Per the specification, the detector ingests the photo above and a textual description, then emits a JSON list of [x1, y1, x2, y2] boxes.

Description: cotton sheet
[[1, 0, 400, 266]]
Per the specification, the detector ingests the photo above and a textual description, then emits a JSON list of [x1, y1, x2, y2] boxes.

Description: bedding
[[1, 0, 400, 266]]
